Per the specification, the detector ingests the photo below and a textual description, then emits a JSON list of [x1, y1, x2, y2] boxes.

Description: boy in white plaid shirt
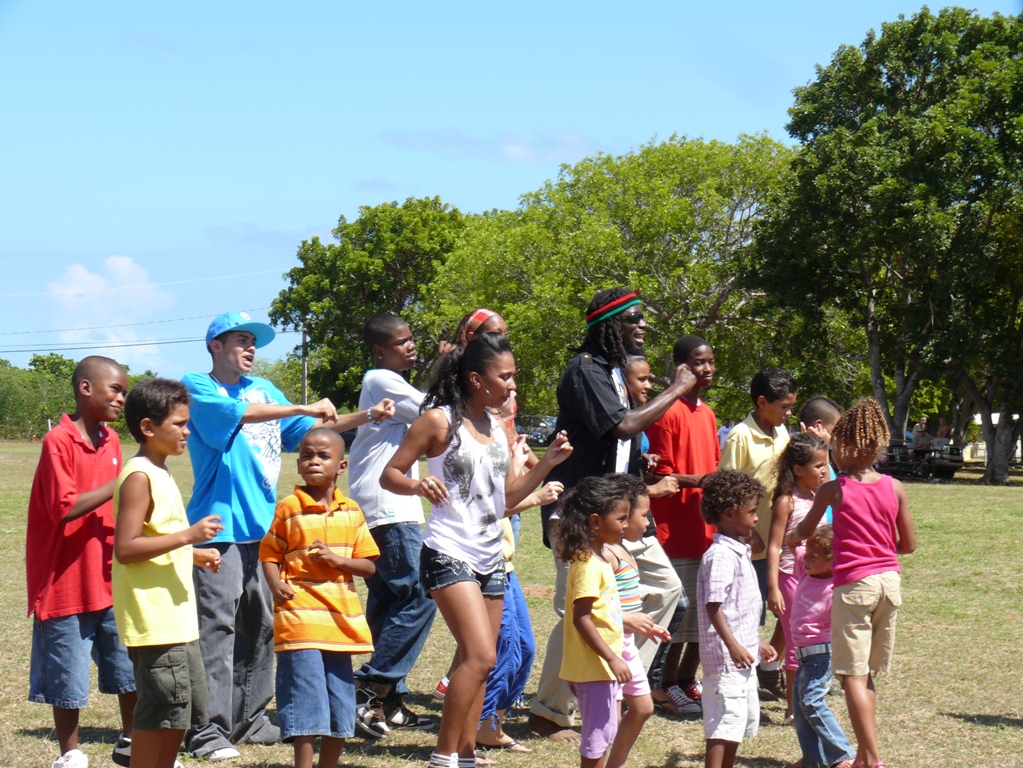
[[697, 470, 778, 768]]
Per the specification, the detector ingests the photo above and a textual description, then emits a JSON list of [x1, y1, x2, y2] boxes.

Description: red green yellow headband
[[586, 293, 640, 328], [467, 308, 497, 335]]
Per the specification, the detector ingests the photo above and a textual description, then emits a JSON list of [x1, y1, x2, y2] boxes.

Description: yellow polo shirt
[[718, 414, 789, 561]]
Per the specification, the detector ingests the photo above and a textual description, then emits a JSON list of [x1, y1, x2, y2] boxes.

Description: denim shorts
[[276, 649, 355, 740], [130, 641, 208, 731], [29, 607, 136, 708], [420, 545, 506, 597]]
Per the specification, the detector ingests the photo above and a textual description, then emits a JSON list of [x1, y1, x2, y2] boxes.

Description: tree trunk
[[865, 297, 894, 431], [983, 403, 1014, 484]]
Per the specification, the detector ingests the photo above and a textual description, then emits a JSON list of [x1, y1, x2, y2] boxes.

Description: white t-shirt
[[717, 424, 733, 450], [347, 368, 427, 528], [611, 367, 631, 473]]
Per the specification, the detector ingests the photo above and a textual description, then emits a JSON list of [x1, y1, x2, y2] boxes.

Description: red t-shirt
[[26, 414, 122, 621], [647, 398, 720, 559]]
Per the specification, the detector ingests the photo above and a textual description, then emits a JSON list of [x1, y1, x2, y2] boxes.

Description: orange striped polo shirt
[[259, 486, 380, 653]]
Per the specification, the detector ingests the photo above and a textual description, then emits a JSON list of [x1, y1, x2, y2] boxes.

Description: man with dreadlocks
[[529, 287, 697, 742]]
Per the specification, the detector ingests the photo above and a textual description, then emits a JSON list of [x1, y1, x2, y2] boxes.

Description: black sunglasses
[[620, 312, 644, 324]]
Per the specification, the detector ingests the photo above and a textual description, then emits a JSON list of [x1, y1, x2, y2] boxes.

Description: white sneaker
[[208, 747, 240, 762], [53, 749, 89, 768]]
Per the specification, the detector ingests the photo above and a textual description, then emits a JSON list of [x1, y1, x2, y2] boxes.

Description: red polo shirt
[[647, 398, 720, 559], [26, 414, 122, 620]]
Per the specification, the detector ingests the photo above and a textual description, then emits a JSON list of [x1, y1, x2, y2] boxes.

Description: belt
[[795, 643, 831, 660]]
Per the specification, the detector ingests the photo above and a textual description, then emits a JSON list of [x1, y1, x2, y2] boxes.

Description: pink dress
[[779, 494, 815, 671]]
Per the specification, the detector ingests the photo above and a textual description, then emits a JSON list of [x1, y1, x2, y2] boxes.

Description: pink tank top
[[780, 494, 814, 574], [832, 474, 900, 587]]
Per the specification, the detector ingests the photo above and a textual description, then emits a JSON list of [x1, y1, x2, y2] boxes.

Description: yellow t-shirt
[[112, 456, 198, 647], [718, 414, 790, 561], [560, 554, 623, 683]]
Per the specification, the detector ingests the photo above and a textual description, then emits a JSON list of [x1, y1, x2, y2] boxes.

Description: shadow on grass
[[653, 748, 790, 768], [941, 712, 1023, 729], [17, 725, 121, 744]]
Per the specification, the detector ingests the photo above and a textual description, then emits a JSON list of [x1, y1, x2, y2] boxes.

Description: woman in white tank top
[[382, 333, 573, 768]]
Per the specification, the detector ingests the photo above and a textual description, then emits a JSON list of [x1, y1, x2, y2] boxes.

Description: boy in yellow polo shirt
[[260, 428, 380, 768], [718, 367, 797, 701]]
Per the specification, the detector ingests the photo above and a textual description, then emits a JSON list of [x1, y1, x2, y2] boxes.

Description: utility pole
[[301, 324, 308, 405]]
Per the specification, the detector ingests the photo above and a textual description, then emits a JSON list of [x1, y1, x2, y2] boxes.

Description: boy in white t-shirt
[[348, 313, 437, 737]]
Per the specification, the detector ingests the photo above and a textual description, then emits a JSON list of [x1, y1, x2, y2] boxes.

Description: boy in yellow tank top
[[112, 379, 224, 768]]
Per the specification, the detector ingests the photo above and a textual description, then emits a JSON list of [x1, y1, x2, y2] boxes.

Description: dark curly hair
[[554, 475, 632, 563], [575, 287, 636, 368], [124, 378, 190, 443], [773, 432, 828, 504], [607, 472, 649, 511], [807, 524, 834, 559], [422, 332, 513, 450], [700, 470, 765, 525]]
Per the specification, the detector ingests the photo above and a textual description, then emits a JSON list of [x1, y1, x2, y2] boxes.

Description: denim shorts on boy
[[702, 667, 759, 742], [29, 607, 135, 708], [569, 679, 621, 759], [620, 634, 651, 698], [130, 641, 208, 731], [831, 571, 901, 677], [276, 648, 356, 740], [420, 545, 506, 597]]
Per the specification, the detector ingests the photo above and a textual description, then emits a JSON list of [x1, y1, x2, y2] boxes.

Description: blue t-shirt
[[182, 373, 315, 543]]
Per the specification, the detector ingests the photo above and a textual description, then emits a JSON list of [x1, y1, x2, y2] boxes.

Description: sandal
[[476, 739, 533, 753]]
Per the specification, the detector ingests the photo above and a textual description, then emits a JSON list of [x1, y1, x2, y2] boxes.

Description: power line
[[0, 268, 291, 299], [0, 329, 299, 355], [0, 308, 270, 337]]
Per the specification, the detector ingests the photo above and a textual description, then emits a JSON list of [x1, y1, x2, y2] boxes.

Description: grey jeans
[[187, 542, 279, 757]]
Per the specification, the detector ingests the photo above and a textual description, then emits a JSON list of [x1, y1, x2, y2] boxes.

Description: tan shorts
[[701, 667, 759, 743], [831, 572, 902, 677], [670, 558, 701, 643]]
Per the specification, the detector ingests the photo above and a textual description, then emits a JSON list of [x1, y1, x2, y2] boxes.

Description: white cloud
[[45, 256, 176, 372], [379, 128, 608, 165]]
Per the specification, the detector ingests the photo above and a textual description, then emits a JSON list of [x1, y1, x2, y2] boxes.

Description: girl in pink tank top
[[786, 399, 916, 768], [766, 432, 830, 721]]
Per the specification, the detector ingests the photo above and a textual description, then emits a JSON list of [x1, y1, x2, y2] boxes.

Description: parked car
[[341, 428, 358, 450], [876, 439, 963, 480], [521, 414, 558, 447]]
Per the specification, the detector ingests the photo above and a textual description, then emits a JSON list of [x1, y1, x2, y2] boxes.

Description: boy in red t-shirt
[[646, 336, 720, 715], [26, 356, 137, 768]]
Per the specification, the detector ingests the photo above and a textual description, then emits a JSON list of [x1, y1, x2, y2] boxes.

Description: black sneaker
[[384, 701, 437, 731], [355, 687, 391, 740], [111, 735, 131, 767]]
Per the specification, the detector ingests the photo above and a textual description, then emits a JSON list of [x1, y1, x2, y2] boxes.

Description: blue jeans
[[276, 649, 355, 741], [187, 543, 278, 757], [793, 650, 855, 768], [481, 571, 535, 722], [354, 523, 436, 703]]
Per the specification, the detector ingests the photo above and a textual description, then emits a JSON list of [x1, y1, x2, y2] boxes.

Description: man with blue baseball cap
[[183, 312, 394, 761]]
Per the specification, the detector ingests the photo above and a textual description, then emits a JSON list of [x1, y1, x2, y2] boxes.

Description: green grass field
[[2, 441, 1021, 768]]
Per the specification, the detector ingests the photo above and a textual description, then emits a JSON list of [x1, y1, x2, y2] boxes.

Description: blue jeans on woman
[[793, 647, 855, 768], [354, 522, 436, 703]]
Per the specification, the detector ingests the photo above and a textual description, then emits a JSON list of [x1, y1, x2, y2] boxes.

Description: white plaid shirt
[[697, 532, 761, 674]]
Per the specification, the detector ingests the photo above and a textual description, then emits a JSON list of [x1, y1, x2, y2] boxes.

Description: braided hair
[[576, 287, 633, 368], [832, 398, 890, 466]]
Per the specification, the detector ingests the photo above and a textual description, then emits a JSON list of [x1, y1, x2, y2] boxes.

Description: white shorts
[[619, 633, 650, 699], [701, 667, 759, 743]]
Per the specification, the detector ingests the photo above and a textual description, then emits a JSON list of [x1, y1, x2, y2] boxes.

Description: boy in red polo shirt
[[646, 336, 720, 714], [26, 356, 138, 768]]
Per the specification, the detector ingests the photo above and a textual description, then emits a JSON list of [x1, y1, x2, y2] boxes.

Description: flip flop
[[476, 739, 533, 753]]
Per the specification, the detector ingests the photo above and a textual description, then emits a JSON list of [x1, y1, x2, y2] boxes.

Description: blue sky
[[2, 0, 1019, 378]]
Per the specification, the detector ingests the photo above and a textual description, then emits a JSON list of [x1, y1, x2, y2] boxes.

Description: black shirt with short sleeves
[[541, 347, 646, 546]]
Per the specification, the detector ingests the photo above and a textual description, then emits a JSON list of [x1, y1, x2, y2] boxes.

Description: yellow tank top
[[112, 456, 198, 646]]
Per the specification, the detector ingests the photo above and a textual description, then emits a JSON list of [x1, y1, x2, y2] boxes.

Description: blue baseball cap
[[205, 312, 276, 351]]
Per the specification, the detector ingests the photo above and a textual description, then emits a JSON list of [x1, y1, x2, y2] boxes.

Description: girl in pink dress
[[766, 433, 830, 722]]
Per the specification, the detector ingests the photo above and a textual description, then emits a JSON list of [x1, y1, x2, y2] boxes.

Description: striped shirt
[[697, 533, 761, 674], [612, 555, 643, 614], [259, 486, 380, 653]]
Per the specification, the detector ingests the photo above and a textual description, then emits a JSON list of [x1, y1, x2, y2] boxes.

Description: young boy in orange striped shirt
[[260, 428, 380, 768]]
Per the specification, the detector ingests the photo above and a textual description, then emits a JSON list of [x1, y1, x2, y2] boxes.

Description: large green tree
[[748, 7, 1023, 456], [271, 196, 465, 406], [423, 134, 802, 417]]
